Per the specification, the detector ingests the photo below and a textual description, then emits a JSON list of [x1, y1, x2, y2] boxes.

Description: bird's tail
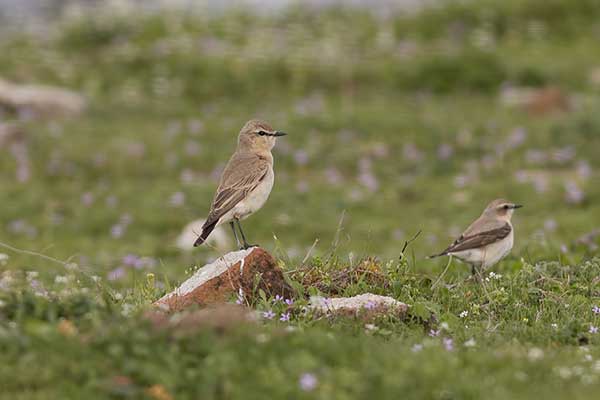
[[193, 220, 218, 247], [427, 251, 447, 259]]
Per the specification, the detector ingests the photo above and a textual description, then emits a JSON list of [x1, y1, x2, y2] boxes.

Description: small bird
[[194, 119, 286, 249], [430, 199, 523, 275]]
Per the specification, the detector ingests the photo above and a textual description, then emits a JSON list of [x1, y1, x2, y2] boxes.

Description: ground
[[1, 0, 600, 398]]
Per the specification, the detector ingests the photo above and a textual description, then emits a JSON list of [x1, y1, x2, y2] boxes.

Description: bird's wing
[[439, 221, 512, 255], [203, 153, 270, 228]]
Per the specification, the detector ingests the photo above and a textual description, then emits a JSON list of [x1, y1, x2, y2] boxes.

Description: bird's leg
[[229, 221, 241, 249], [235, 218, 257, 250], [471, 265, 483, 283]]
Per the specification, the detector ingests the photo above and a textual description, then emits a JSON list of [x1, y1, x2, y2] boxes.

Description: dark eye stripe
[[257, 131, 274, 136]]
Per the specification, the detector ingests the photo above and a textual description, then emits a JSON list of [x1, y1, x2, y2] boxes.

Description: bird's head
[[483, 198, 523, 221], [237, 119, 286, 153]]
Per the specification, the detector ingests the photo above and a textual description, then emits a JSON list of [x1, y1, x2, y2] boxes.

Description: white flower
[[459, 310, 469, 318], [26, 271, 39, 280], [464, 338, 476, 347], [365, 324, 378, 331], [0, 253, 8, 266], [411, 344, 423, 352], [528, 347, 544, 361], [55, 275, 69, 284]]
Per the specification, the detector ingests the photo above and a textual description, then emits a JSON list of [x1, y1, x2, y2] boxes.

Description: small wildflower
[[528, 347, 545, 361], [551, 323, 558, 329], [273, 294, 284, 303], [262, 310, 276, 320], [589, 325, 598, 334], [169, 191, 185, 207], [108, 267, 126, 281], [459, 310, 469, 318], [285, 298, 294, 306], [364, 301, 377, 310], [592, 306, 600, 315], [464, 338, 476, 347], [0, 253, 8, 266], [280, 312, 290, 322], [299, 373, 318, 392], [236, 288, 245, 305], [443, 338, 454, 351], [365, 324, 378, 331], [429, 329, 440, 337], [122, 254, 140, 267], [411, 344, 423, 353]]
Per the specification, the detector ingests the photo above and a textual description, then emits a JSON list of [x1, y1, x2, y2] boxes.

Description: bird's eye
[[257, 131, 267, 136], [503, 205, 510, 209]]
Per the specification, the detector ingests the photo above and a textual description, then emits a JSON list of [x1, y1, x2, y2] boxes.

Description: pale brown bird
[[430, 199, 523, 274], [194, 119, 286, 249]]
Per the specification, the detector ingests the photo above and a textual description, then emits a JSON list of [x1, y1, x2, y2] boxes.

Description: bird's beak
[[512, 204, 523, 209], [273, 131, 287, 137]]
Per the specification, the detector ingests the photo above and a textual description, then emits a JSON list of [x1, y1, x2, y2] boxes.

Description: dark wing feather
[[437, 223, 512, 256], [202, 153, 269, 229]]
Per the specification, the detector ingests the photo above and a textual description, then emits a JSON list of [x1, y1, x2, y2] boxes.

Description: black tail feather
[[193, 221, 217, 247], [428, 251, 447, 259]]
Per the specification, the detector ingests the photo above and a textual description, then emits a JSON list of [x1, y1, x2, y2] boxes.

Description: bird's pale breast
[[452, 227, 514, 269], [219, 166, 274, 224]]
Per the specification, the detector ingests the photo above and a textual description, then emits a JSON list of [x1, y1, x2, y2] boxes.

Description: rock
[[0, 78, 86, 118], [309, 293, 409, 316], [175, 218, 231, 252], [154, 247, 291, 312], [499, 86, 570, 116]]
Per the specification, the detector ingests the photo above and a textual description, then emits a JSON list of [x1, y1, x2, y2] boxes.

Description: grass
[[1, 0, 600, 398]]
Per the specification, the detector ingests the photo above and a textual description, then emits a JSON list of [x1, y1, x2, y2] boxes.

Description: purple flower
[[122, 254, 140, 267], [108, 267, 126, 281], [299, 373, 318, 392], [358, 171, 379, 192], [506, 127, 527, 149], [236, 288, 244, 305], [325, 167, 343, 186], [280, 312, 290, 322], [110, 224, 126, 239], [273, 294, 284, 303], [293, 150, 309, 166], [262, 310, 276, 320], [285, 298, 294, 306], [443, 338, 454, 351], [589, 325, 598, 334], [437, 144, 454, 160], [364, 301, 377, 310], [565, 181, 585, 205], [169, 192, 185, 207], [428, 329, 440, 337], [593, 306, 600, 315], [81, 192, 94, 207]]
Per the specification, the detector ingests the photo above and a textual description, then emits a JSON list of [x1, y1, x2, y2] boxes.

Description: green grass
[[1, 0, 600, 398]]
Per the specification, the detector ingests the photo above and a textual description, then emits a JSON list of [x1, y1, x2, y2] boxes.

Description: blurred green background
[[1, 0, 599, 285]]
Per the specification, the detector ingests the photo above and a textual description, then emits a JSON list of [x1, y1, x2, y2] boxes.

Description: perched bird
[[430, 199, 523, 274], [194, 119, 286, 249]]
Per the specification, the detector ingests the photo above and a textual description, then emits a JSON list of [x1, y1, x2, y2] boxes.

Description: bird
[[429, 199, 523, 275], [193, 119, 287, 249]]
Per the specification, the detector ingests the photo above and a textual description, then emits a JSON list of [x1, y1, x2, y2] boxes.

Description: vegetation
[[1, 0, 600, 398]]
